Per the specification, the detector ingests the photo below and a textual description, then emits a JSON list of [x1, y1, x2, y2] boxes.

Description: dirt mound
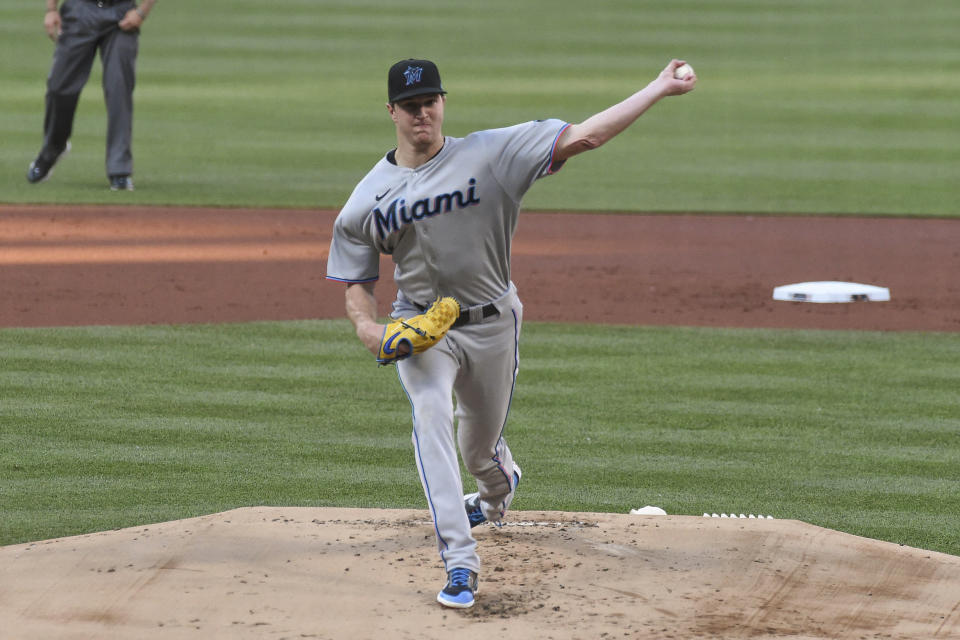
[[2, 507, 958, 639]]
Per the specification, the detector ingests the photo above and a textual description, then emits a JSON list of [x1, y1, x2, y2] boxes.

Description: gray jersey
[[326, 118, 570, 307]]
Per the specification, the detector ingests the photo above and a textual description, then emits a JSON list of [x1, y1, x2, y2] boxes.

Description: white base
[[630, 506, 667, 516], [773, 281, 890, 303]]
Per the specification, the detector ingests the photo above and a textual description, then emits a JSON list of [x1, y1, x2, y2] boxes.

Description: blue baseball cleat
[[464, 463, 521, 528], [437, 567, 479, 608]]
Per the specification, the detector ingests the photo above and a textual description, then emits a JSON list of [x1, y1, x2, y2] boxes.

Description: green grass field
[[1, 1, 958, 557], [2, 322, 959, 555], [2, 0, 958, 214]]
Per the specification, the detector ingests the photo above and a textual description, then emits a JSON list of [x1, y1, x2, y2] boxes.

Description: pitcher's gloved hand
[[377, 297, 461, 365]]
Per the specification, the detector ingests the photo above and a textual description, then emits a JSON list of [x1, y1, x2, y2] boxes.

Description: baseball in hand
[[674, 63, 695, 80]]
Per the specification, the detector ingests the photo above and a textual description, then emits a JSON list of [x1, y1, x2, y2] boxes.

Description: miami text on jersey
[[374, 179, 480, 239]]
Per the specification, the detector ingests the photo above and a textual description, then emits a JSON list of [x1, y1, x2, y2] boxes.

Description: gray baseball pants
[[41, 0, 138, 177], [395, 284, 523, 573]]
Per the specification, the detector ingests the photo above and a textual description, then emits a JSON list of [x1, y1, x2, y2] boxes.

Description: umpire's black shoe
[[109, 175, 135, 192], [26, 142, 71, 184]]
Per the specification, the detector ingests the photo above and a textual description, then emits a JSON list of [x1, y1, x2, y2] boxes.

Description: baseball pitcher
[[326, 57, 696, 608]]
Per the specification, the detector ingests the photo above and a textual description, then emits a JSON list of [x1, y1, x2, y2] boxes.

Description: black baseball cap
[[388, 59, 446, 103]]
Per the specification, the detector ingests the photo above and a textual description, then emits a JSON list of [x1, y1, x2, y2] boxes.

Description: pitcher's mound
[[2, 507, 958, 639]]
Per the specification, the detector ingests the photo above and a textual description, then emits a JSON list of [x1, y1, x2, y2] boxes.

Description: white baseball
[[674, 63, 694, 80]]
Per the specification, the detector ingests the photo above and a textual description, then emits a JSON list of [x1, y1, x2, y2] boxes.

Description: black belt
[[88, 0, 125, 6], [416, 300, 499, 327], [452, 303, 499, 328]]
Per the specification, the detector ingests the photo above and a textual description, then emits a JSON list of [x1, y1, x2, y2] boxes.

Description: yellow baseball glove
[[377, 297, 461, 365]]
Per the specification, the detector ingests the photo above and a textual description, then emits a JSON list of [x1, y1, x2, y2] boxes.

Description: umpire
[[26, 0, 157, 191]]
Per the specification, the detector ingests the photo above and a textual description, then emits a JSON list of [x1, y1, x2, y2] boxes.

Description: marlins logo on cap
[[388, 58, 446, 103], [403, 66, 423, 86]]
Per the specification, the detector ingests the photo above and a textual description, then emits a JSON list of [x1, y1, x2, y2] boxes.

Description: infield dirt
[[2, 205, 959, 331], [2, 205, 959, 639]]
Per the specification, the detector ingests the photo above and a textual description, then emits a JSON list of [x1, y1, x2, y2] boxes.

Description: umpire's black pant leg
[[42, 6, 100, 162], [100, 27, 138, 177]]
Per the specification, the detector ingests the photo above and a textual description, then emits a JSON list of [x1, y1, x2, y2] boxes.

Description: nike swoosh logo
[[375, 190, 389, 201], [382, 331, 403, 354]]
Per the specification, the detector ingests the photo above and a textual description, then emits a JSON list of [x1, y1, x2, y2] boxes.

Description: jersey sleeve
[[479, 118, 570, 202], [325, 206, 380, 284]]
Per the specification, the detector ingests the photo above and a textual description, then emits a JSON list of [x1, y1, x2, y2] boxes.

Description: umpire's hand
[[119, 9, 144, 32], [44, 10, 61, 42]]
